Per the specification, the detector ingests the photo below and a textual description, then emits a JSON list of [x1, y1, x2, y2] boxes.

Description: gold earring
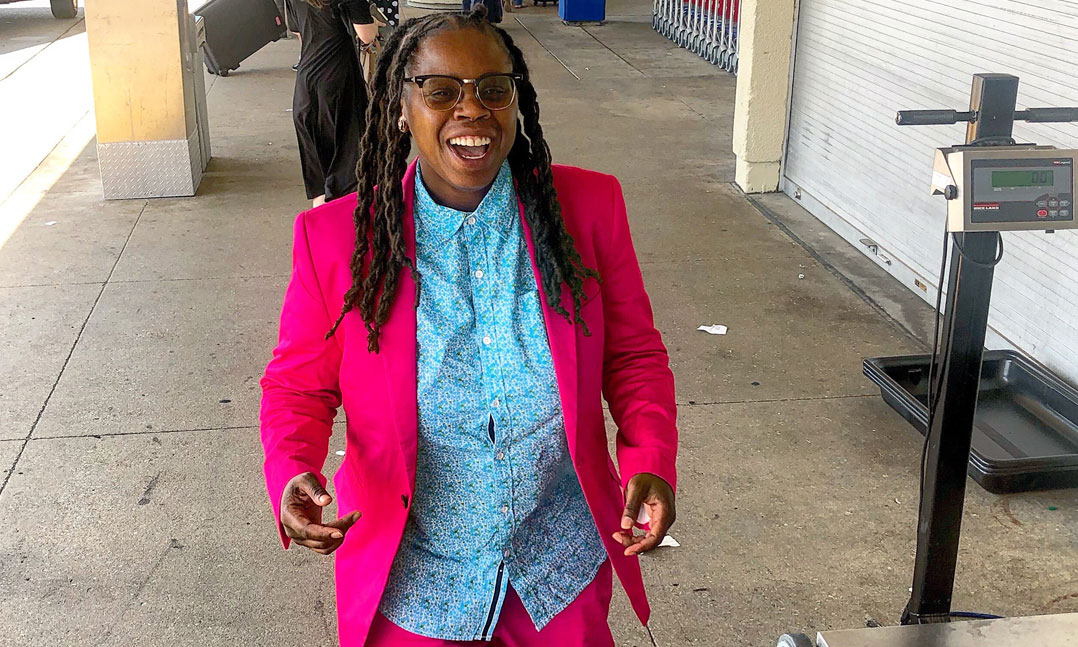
[[398, 116, 408, 133]]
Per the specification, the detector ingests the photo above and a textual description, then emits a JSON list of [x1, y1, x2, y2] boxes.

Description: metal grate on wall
[[653, 0, 739, 73]]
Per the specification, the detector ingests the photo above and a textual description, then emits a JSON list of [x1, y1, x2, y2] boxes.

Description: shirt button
[[466, 216, 477, 225], [483, 336, 492, 346], [501, 505, 509, 514], [503, 548, 511, 558], [492, 399, 500, 408], [496, 451, 505, 460], [475, 269, 484, 279]]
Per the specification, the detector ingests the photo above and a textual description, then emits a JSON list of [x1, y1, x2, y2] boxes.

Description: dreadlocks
[[327, 8, 599, 352]]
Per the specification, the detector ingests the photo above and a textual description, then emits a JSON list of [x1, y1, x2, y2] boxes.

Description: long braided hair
[[328, 8, 599, 351]]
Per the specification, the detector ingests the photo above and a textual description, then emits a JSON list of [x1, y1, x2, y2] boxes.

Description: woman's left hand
[[612, 473, 676, 556]]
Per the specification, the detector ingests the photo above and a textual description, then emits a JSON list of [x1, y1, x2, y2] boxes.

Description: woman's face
[[403, 27, 518, 212]]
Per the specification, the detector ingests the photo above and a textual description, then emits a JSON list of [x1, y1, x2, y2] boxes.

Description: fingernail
[[331, 532, 343, 539]]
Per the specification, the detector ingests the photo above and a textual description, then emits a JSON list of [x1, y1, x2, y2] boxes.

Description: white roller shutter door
[[783, 0, 1078, 381]]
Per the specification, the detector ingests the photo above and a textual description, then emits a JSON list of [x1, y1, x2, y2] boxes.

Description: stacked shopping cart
[[652, 0, 739, 73]]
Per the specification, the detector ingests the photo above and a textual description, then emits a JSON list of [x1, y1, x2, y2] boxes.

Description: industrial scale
[[776, 73, 1078, 647]]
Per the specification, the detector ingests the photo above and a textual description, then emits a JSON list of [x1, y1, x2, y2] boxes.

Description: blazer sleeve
[[597, 175, 679, 493], [260, 212, 343, 548]]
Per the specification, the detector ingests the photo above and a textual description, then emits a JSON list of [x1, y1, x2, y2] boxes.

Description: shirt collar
[[414, 161, 515, 246]]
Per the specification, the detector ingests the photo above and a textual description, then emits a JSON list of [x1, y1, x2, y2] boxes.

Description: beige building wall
[[731, 0, 796, 194]]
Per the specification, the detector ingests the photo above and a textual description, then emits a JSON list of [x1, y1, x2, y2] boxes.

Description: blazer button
[[401, 494, 410, 509]]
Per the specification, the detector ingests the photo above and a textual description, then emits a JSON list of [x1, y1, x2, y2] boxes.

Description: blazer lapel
[[378, 160, 420, 494], [520, 207, 581, 463]]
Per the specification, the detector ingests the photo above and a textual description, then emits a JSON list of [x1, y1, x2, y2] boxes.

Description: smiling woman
[[259, 7, 679, 647]]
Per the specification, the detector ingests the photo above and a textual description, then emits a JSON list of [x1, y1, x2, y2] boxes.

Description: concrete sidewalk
[[1, 2, 1076, 645]]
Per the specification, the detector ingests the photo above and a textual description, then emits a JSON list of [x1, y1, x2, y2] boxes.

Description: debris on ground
[[696, 324, 728, 335]]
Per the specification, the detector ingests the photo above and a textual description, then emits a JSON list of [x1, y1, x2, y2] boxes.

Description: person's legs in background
[[292, 88, 329, 209], [284, 0, 301, 71]]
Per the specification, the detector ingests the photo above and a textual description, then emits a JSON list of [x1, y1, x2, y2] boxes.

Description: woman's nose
[[454, 82, 490, 119]]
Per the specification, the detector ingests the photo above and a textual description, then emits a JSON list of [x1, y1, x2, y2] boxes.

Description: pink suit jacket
[[261, 160, 678, 647]]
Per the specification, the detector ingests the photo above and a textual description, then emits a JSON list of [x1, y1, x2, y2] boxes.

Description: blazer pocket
[[579, 277, 602, 310]]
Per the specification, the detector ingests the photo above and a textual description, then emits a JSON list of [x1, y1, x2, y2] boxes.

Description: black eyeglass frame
[[402, 73, 525, 111]]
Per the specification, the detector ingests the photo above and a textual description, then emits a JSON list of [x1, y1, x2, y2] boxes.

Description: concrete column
[[86, 0, 208, 199], [731, 0, 796, 194]]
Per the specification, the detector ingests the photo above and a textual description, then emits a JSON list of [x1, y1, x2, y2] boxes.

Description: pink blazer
[[261, 160, 678, 647]]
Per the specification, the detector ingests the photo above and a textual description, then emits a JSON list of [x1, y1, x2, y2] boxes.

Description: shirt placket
[[464, 216, 514, 641]]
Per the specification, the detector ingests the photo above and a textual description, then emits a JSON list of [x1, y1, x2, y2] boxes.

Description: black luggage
[[197, 0, 287, 77]]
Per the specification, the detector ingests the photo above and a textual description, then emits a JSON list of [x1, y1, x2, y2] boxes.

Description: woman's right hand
[[280, 472, 362, 555]]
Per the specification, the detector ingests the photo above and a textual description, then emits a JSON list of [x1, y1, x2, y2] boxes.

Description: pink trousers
[[366, 561, 615, 647]]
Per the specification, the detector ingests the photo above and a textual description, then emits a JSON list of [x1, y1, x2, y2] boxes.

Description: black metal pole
[[902, 231, 998, 624], [901, 73, 1016, 625]]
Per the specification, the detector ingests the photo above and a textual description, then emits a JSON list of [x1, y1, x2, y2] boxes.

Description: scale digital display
[[933, 146, 1078, 232], [991, 170, 1054, 188], [968, 155, 1073, 228]]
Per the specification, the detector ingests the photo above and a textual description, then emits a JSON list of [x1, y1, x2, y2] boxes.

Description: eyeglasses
[[403, 73, 524, 111]]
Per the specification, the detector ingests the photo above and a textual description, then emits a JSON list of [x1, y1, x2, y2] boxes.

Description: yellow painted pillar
[[731, 0, 796, 194], [86, 0, 209, 199]]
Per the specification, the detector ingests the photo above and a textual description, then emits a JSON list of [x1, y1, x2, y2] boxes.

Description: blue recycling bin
[[559, 0, 604, 23]]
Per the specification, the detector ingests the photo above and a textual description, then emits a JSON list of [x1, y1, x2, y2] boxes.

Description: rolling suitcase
[[197, 0, 286, 77]]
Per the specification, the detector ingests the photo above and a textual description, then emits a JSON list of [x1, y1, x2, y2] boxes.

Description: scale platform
[[864, 350, 1078, 493], [815, 613, 1078, 647]]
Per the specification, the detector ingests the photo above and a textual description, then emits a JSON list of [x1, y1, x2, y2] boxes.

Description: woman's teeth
[[449, 136, 492, 147], [448, 135, 492, 160]]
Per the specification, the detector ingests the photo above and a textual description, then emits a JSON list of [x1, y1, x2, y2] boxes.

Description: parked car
[[0, 0, 78, 19]]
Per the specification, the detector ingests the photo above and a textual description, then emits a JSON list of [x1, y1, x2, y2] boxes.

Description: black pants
[[292, 62, 366, 201]]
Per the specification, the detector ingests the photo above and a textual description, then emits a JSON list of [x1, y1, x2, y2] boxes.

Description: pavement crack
[[581, 26, 647, 77], [1046, 591, 1078, 608], [107, 274, 289, 285], [645, 623, 660, 647], [99, 537, 180, 642], [315, 594, 334, 642], [682, 393, 878, 407], [0, 204, 146, 498], [513, 17, 581, 80], [676, 96, 706, 119], [30, 424, 258, 442], [138, 471, 161, 505], [0, 281, 105, 290]]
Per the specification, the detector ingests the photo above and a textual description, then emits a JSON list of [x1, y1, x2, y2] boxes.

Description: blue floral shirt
[[377, 162, 608, 640]]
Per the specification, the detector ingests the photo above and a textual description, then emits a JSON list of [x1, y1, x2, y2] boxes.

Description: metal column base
[[98, 128, 204, 200]]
